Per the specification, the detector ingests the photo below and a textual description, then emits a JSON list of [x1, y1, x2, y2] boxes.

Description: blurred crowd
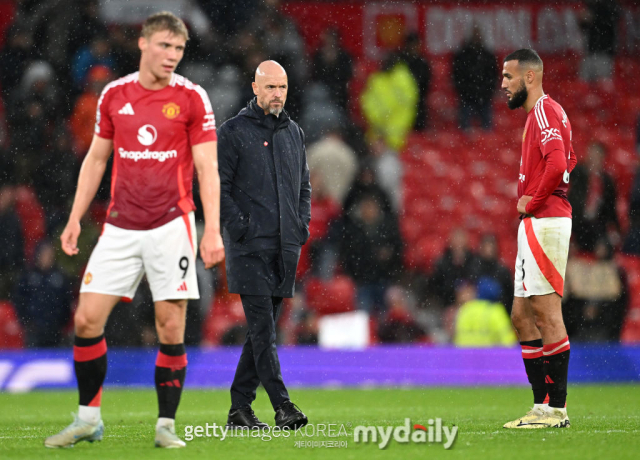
[[0, 0, 636, 349]]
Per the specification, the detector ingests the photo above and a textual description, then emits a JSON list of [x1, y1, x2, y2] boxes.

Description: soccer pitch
[[0, 386, 638, 459]]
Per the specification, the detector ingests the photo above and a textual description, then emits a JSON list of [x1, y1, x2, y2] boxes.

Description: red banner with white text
[[282, 1, 640, 60]]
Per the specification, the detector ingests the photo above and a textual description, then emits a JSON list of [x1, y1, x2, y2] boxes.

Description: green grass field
[[0, 385, 638, 459]]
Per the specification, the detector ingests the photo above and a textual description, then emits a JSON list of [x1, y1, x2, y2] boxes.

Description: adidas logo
[[159, 379, 182, 388], [118, 102, 135, 115], [177, 281, 188, 292]]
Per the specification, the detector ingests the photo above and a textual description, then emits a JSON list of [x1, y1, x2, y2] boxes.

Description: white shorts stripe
[[514, 216, 571, 298]]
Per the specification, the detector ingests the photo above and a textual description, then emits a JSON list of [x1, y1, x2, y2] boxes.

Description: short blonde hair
[[141, 11, 189, 41]]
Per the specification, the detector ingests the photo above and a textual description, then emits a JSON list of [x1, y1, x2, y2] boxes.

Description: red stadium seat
[[201, 295, 246, 346], [13, 186, 46, 263], [305, 275, 356, 316], [0, 301, 24, 349]]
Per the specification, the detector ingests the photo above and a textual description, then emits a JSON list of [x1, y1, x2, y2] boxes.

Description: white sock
[[548, 406, 567, 416], [78, 405, 101, 425], [533, 403, 549, 411], [157, 417, 175, 430]]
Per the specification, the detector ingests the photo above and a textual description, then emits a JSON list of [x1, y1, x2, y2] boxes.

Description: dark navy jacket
[[218, 99, 311, 297]]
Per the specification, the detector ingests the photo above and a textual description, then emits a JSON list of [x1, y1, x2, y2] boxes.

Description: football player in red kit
[[501, 49, 577, 429], [45, 12, 224, 448]]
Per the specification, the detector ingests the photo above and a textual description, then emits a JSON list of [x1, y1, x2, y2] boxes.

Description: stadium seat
[[201, 295, 246, 346], [0, 301, 24, 349], [14, 186, 46, 262], [305, 275, 356, 316]]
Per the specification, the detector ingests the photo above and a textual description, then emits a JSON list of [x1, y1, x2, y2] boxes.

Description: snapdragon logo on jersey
[[354, 418, 458, 450], [118, 124, 177, 162], [137, 124, 157, 145]]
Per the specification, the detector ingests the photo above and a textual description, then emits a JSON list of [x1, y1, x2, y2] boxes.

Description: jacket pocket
[[229, 214, 250, 242]]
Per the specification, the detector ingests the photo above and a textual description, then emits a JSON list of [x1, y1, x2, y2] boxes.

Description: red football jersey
[[95, 72, 217, 230], [518, 95, 576, 219]]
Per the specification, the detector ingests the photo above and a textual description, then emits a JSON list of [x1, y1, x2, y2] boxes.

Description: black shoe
[[275, 401, 308, 430], [226, 407, 269, 430]]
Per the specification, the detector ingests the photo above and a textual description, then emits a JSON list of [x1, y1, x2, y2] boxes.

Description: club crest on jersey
[[162, 102, 180, 119], [84, 273, 93, 285], [541, 128, 562, 145]]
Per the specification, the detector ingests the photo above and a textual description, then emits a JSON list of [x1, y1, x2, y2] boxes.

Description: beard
[[261, 97, 284, 116], [507, 81, 528, 110]]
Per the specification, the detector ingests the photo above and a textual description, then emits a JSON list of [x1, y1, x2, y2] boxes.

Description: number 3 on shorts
[[179, 256, 189, 279]]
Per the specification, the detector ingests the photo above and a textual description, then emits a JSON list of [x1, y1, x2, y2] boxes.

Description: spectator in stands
[[361, 54, 418, 150], [110, 25, 141, 77], [71, 34, 115, 89], [299, 83, 347, 144], [563, 238, 627, 341], [243, 2, 307, 116], [428, 228, 477, 308], [256, 1, 308, 83], [378, 286, 426, 343], [470, 234, 513, 312], [0, 184, 24, 300], [70, 65, 113, 155], [452, 26, 498, 131], [398, 32, 431, 131], [306, 171, 341, 280], [368, 136, 403, 212], [13, 239, 72, 347], [624, 121, 640, 253], [307, 126, 358, 205], [441, 280, 476, 341], [66, 0, 108, 61], [293, 309, 318, 345], [579, 0, 621, 82], [199, 0, 258, 38], [0, 24, 33, 100], [311, 27, 353, 112], [6, 60, 61, 168], [339, 194, 403, 316], [454, 277, 517, 347], [33, 128, 79, 234], [568, 141, 620, 252], [343, 161, 394, 217]]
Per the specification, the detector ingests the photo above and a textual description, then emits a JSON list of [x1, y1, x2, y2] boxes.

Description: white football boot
[[44, 413, 104, 448]]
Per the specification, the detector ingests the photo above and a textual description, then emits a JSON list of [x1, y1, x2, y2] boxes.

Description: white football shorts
[[80, 212, 199, 301], [514, 216, 572, 298]]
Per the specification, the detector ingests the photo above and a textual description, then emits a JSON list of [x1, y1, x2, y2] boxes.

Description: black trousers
[[230, 294, 289, 410]]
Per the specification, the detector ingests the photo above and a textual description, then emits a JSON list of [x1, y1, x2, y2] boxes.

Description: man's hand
[[517, 195, 533, 216], [200, 230, 225, 269], [60, 220, 81, 256]]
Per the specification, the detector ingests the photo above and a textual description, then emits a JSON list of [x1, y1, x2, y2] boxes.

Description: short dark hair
[[504, 48, 543, 68]]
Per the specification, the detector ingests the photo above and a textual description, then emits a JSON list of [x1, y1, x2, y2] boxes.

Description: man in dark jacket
[[568, 141, 619, 252], [217, 61, 311, 431], [452, 27, 498, 131], [13, 240, 72, 347]]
